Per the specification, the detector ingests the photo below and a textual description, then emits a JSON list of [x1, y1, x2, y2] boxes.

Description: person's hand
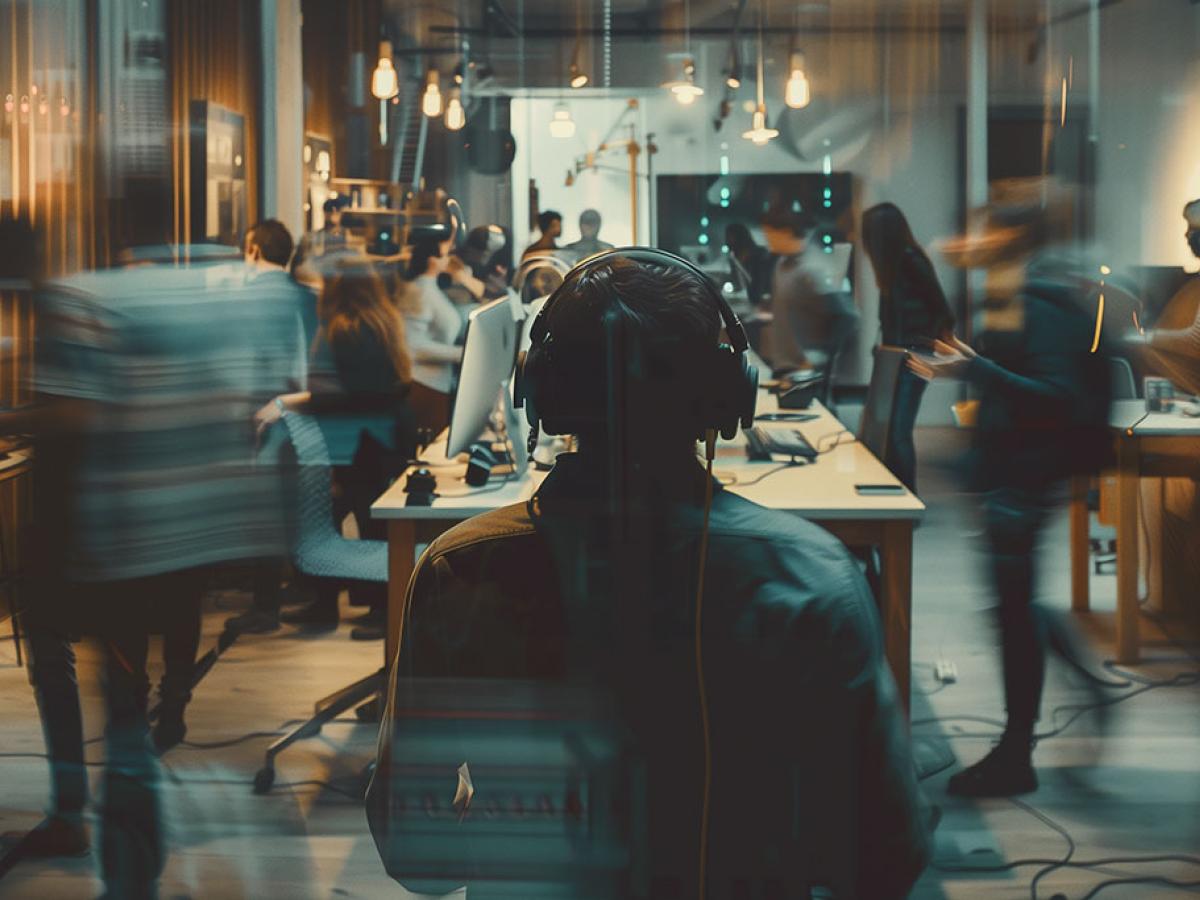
[[908, 338, 975, 381], [254, 398, 283, 440]]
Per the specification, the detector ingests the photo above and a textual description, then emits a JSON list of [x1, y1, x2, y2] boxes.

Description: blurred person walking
[[28, 246, 306, 897], [909, 181, 1113, 797], [861, 203, 956, 492]]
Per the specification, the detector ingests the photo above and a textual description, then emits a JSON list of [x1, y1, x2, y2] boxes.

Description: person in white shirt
[[400, 238, 465, 394]]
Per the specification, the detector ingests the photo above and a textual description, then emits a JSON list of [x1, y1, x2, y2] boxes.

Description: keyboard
[[745, 426, 817, 461]]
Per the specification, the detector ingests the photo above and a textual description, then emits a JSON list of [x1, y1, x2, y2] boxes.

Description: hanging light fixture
[[371, 40, 399, 100], [444, 88, 466, 130], [784, 50, 810, 109], [421, 68, 443, 117], [549, 102, 577, 138], [662, 0, 703, 105], [663, 57, 704, 105], [569, 55, 590, 89], [743, 10, 778, 145]]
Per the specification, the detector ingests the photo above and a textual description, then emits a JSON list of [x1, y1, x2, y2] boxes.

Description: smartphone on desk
[[755, 412, 819, 423], [855, 483, 906, 496]]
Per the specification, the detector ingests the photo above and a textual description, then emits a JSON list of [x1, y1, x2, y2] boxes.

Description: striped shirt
[[37, 261, 306, 581]]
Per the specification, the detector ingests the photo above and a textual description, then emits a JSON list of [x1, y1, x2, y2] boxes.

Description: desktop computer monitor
[[445, 296, 520, 460]]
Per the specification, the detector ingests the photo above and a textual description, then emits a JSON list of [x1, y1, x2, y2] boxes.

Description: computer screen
[[445, 296, 519, 459]]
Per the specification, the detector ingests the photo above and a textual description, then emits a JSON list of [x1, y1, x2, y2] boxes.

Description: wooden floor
[[0, 428, 1197, 899]]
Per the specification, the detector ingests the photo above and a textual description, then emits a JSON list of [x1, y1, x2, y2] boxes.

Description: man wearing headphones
[[370, 251, 929, 898]]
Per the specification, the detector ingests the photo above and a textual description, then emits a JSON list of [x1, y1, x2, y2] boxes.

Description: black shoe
[[947, 743, 1038, 797], [349, 622, 384, 641], [8, 814, 91, 858], [224, 608, 280, 635], [152, 698, 189, 755], [280, 600, 338, 631]]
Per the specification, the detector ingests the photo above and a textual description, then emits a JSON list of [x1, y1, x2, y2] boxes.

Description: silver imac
[[444, 296, 521, 463]]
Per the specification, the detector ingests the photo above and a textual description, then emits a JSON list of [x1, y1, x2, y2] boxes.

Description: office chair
[[1089, 355, 1140, 574], [857, 345, 909, 470], [253, 411, 388, 795]]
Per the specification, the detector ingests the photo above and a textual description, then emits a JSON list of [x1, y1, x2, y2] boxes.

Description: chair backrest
[[1109, 356, 1138, 400], [858, 345, 908, 464], [280, 412, 339, 559]]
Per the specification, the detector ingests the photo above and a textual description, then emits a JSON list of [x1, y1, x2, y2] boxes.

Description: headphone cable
[[695, 429, 717, 900]]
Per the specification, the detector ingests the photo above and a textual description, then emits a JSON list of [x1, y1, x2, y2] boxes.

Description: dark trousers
[[890, 366, 928, 494], [983, 487, 1082, 741], [25, 573, 204, 898]]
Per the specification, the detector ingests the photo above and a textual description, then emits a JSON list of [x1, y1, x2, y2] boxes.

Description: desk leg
[[385, 520, 417, 672], [1069, 475, 1090, 612], [1115, 436, 1140, 664], [879, 521, 913, 711]]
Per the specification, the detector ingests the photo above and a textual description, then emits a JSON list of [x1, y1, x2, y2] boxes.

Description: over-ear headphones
[[514, 247, 759, 453]]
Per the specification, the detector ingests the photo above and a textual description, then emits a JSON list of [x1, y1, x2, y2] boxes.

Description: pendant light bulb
[[421, 69, 442, 118], [742, 104, 778, 146], [371, 40, 399, 100], [444, 90, 466, 131], [663, 57, 704, 106], [785, 51, 811, 109]]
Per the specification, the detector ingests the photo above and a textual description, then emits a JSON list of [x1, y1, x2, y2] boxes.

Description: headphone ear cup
[[707, 344, 759, 439]]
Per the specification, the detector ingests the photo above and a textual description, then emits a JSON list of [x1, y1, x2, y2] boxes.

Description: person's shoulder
[[422, 503, 538, 566], [710, 491, 865, 583]]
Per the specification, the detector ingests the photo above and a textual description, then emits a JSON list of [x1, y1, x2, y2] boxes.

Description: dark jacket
[[368, 454, 930, 900], [966, 277, 1112, 492], [880, 248, 955, 347]]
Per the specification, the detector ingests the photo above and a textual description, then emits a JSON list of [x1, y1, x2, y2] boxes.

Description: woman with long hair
[[256, 258, 417, 638], [861, 202, 955, 492], [398, 240, 463, 429]]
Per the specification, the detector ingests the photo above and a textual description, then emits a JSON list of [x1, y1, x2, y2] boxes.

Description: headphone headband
[[530, 247, 750, 353]]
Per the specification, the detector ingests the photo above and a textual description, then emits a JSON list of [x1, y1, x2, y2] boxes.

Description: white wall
[[510, 96, 653, 252], [504, 1, 1199, 417]]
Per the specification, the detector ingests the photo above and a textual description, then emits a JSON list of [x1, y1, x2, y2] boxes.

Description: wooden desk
[[372, 394, 925, 704], [1069, 402, 1200, 662]]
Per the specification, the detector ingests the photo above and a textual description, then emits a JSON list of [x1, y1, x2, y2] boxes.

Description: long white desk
[[373, 392, 925, 705]]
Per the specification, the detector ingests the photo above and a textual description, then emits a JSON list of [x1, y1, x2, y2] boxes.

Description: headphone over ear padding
[[514, 247, 758, 452]]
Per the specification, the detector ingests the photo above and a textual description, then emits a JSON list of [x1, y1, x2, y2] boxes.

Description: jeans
[[890, 366, 927, 494]]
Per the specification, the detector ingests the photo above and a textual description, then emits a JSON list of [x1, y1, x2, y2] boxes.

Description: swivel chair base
[[253, 667, 384, 795]]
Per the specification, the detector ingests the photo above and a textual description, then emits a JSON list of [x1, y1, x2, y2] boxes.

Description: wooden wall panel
[[167, 0, 262, 246]]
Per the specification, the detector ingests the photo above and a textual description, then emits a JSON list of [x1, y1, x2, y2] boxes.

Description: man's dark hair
[[247, 219, 295, 267], [760, 206, 815, 237], [537, 210, 563, 234], [539, 256, 720, 446]]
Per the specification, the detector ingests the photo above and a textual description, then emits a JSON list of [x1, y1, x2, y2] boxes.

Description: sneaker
[[223, 609, 280, 635], [947, 744, 1038, 797], [280, 599, 338, 632], [9, 814, 91, 858]]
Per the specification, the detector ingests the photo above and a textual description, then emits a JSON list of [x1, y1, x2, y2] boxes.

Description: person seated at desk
[[257, 258, 417, 639], [760, 207, 859, 378], [369, 249, 930, 898], [1134, 198, 1200, 394], [725, 222, 772, 307], [398, 238, 464, 427]]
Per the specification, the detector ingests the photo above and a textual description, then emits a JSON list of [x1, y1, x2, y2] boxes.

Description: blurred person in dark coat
[[910, 180, 1113, 797]]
